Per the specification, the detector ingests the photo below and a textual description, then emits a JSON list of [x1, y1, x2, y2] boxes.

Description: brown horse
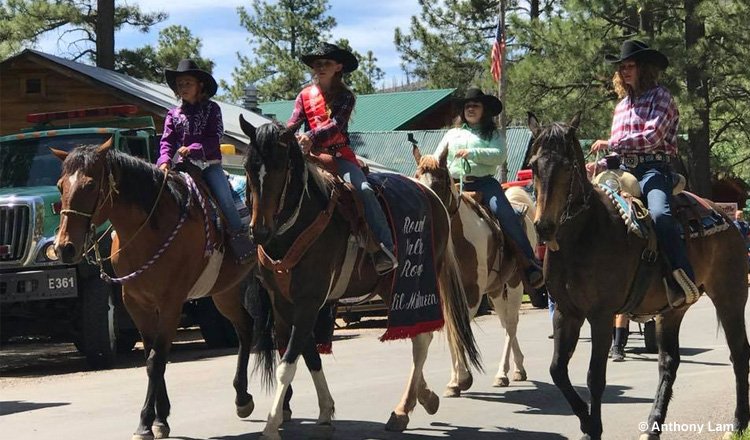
[[240, 119, 480, 439], [52, 140, 259, 440], [413, 146, 533, 396], [527, 113, 750, 440]]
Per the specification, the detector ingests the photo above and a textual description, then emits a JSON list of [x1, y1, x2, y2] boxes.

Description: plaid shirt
[[287, 87, 355, 146], [608, 85, 679, 156]]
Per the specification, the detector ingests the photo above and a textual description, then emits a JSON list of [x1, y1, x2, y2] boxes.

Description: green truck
[[0, 105, 237, 369]]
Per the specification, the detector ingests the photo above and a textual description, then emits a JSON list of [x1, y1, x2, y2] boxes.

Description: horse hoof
[[132, 434, 154, 440], [458, 375, 473, 391], [638, 434, 659, 440], [385, 411, 409, 432], [237, 398, 255, 418], [443, 386, 460, 398], [513, 370, 527, 381], [493, 377, 510, 387], [419, 391, 440, 415], [283, 409, 293, 422], [152, 423, 170, 439]]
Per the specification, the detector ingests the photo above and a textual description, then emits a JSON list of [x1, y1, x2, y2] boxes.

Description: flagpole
[[497, 0, 508, 182]]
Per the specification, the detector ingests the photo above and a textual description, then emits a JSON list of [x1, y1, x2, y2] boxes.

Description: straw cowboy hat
[[300, 42, 359, 73], [605, 39, 669, 70], [457, 87, 503, 116], [165, 59, 218, 97]]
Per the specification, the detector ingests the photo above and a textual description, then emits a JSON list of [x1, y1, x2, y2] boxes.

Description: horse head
[[52, 138, 115, 264], [241, 115, 301, 245], [413, 144, 453, 208], [527, 112, 588, 251]]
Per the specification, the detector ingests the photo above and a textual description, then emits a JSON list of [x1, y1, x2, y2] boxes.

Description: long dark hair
[[455, 100, 497, 141], [613, 59, 662, 99]]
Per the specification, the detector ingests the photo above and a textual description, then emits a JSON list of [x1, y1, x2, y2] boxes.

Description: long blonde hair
[[612, 59, 662, 99]]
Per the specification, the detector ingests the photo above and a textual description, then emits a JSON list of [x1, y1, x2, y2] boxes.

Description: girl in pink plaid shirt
[[591, 40, 699, 311]]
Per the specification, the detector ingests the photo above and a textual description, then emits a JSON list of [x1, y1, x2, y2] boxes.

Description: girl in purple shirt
[[158, 59, 254, 263]]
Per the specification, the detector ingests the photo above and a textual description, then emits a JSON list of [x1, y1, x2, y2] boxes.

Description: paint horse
[[528, 113, 750, 440], [52, 140, 259, 440], [413, 146, 532, 397], [240, 118, 480, 439]]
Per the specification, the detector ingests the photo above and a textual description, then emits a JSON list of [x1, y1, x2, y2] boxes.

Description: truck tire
[[116, 329, 140, 353], [77, 273, 117, 369], [644, 319, 658, 354], [196, 297, 238, 348]]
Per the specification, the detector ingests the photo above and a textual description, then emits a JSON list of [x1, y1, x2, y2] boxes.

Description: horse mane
[[63, 144, 190, 216], [532, 122, 588, 175], [251, 122, 334, 201], [417, 155, 442, 173]]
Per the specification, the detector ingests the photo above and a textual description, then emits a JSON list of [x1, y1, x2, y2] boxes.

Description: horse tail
[[440, 237, 483, 372], [249, 281, 276, 392]]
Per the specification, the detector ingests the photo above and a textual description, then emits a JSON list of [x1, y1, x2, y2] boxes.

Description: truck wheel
[[644, 320, 658, 354], [116, 329, 140, 353], [77, 274, 117, 369], [196, 297, 238, 348]]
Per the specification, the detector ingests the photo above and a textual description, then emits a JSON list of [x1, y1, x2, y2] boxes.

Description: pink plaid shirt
[[607, 85, 679, 156]]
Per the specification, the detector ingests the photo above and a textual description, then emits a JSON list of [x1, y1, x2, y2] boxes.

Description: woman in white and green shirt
[[434, 87, 543, 288]]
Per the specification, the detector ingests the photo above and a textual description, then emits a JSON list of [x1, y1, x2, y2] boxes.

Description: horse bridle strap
[[258, 187, 341, 301]]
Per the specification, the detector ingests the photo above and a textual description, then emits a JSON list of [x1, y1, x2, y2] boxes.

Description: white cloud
[[123, 0, 246, 12]]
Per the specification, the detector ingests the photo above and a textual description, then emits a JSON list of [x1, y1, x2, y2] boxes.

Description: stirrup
[[672, 268, 700, 305], [374, 243, 398, 275], [228, 231, 257, 264]]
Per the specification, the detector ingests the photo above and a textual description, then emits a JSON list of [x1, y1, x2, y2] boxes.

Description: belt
[[622, 153, 668, 169]]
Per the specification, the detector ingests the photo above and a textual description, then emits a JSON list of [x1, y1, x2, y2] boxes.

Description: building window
[[24, 78, 44, 95]]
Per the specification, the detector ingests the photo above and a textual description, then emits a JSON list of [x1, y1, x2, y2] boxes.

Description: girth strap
[[258, 187, 341, 301]]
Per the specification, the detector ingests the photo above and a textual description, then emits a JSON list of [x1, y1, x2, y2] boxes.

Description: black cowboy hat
[[165, 59, 218, 98], [300, 42, 359, 73], [605, 39, 669, 70], [457, 87, 503, 116]]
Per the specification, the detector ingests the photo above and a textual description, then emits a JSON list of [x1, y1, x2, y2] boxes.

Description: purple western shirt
[[157, 100, 224, 167]]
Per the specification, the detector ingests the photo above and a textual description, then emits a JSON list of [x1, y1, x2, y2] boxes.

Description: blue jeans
[[335, 159, 394, 250], [633, 162, 695, 281], [203, 163, 243, 233], [462, 176, 536, 263]]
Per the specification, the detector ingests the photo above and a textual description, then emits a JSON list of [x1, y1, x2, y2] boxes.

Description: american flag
[[490, 20, 505, 83]]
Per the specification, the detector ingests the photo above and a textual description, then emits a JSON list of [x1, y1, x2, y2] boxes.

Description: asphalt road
[[1, 293, 747, 440]]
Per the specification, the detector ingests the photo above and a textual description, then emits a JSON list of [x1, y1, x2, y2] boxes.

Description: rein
[[558, 150, 595, 225]]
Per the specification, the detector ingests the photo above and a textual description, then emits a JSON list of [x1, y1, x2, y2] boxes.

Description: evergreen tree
[[116, 25, 215, 82]]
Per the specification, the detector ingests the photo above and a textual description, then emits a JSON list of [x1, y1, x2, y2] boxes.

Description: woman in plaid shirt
[[591, 40, 698, 308]]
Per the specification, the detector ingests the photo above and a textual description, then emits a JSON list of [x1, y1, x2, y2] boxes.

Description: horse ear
[[438, 147, 449, 169], [50, 148, 69, 162], [412, 144, 422, 165], [527, 112, 541, 137], [239, 114, 257, 145], [96, 137, 113, 154], [568, 112, 582, 133]]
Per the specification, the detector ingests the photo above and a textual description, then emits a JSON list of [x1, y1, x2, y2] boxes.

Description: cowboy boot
[[373, 243, 398, 275], [228, 229, 257, 264]]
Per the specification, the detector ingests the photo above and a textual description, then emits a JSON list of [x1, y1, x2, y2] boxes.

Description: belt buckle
[[623, 155, 638, 168]]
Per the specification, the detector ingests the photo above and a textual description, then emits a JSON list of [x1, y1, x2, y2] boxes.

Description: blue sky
[[36, 0, 422, 92]]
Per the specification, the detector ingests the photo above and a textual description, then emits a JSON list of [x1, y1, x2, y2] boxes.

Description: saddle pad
[[673, 191, 730, 239], [599, 184, 646, 238], [186, 250, 225, 300], [366, 172, 443, 341]]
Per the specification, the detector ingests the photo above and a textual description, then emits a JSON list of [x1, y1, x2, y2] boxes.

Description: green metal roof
[[258, 88, 456, 132], [349, 127, 533, 181]]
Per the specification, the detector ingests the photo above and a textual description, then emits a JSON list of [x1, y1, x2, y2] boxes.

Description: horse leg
[[711, 294, 750, 436], [211, 286, 255, 418], [387, 331, 433, 432], [125, 297, 181, 440], [505, 283, 526, 382], [301, 339, 335, 430], [549, 309, 590, 439], [262, 324, 313, 440], [444, 325, 472, 397], [585, 315, 615, 440], [640, 309, 687, 440]]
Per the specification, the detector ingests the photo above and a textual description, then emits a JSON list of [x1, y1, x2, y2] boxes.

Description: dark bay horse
[[413, 146, 533, 395], [240, 119, 480, 439], [527, 113, 750, 440], [52, 140, 259, 440]]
